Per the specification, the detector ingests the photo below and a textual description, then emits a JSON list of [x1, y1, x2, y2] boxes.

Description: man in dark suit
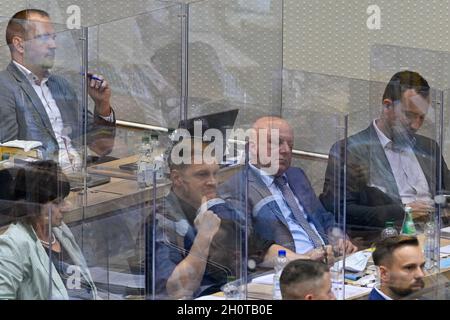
[[369, 235, 425, 300], [220, 116, 357, 262], [321, 71, 450, 244], [0, 9, 115, 171]]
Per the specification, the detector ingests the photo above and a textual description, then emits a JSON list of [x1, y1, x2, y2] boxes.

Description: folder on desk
[[0, 146, 39, 160]]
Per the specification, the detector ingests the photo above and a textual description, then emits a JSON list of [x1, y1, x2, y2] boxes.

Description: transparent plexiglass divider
[[283, 69, 385, 299], [187, 0, 284, 120], [0, 15, 92, 299], [151, 118, 252, 300], [80, 5, 183, 300], [169, 0, 284, 300], [370, 43, 448, 300]]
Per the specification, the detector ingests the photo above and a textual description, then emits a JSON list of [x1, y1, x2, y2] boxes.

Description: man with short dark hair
[[137, 138, 283, 299], [0, 9, 115, 171], [369, 235, 425, 300], [321, 71, 450, 244], [280, 259, 335, 300]]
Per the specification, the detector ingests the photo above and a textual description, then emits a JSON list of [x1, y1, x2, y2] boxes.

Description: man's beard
[[41, 57, 55, 70], [389, 279, 425, 297], [391, 123, 415, 150]]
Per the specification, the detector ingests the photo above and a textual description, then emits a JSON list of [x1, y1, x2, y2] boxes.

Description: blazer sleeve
[[0, 76, 19, 142], [320, 140, 405, 229], [0, 234, 26, 299], [59, 76, 116, 156]]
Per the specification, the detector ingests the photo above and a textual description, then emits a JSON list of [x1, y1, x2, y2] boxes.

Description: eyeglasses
[[28, 33, 57, 43]]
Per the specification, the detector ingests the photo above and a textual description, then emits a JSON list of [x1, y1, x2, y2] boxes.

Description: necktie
[[274, 175, 323, 248]]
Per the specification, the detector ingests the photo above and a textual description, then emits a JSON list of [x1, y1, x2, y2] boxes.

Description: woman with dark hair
[[0, 160, 97, 299]]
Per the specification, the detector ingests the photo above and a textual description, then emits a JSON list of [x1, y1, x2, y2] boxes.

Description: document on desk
[[441, 227, 450, 239], [195, 295, 226, 300], [251, 273, 274, 285], [332, 250, 372, 273], [440, 244, 450, 255]]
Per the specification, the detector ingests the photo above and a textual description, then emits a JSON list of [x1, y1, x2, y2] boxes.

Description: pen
[[79, 72, 104, 83]]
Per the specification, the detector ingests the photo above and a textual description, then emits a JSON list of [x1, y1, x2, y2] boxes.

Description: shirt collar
[[249, 163, 285, 188], [374, 287, 393, 300], [373, 119, 393, 149], [13, 60, 50, 85]]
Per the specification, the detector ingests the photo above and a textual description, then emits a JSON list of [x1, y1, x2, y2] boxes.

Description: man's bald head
[[250, 116, 294, 176]]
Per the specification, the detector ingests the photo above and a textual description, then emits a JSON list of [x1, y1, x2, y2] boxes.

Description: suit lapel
[[27, 225, 68, 299], [366, 124, 400, 198], [247, 167, 291, 231], [286, 169, 310, 213], [7, 62, 57, 141], [413, 136, 436, 194], [53, 225, 97, 298], [47, 77, 77, 137]]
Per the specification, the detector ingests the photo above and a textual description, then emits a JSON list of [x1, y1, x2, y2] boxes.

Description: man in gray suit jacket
[[0, 9, 115, 170]]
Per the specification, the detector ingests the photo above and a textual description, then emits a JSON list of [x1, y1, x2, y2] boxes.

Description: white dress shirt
[[250, 164, 324, 254], [13, 61, 113, 172], [373, 119, 432, 205], [374, 287, 393, 300]]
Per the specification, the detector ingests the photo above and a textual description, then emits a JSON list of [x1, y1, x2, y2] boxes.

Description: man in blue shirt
[[221, 116, 357, 262], [137, 139, 284, 299]]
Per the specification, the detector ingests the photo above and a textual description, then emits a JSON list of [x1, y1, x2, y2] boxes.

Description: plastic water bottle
[[273, 250, 288, 300], [149, 134, 165, 182], [401, 206, 416, 236], [424, 217, 437, 272], [380, 221, 399, 240], [137, 136, 153, 188]]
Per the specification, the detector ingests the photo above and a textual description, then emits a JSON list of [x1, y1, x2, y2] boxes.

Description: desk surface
[[236, 236, 450, 301], [0, 156, 242, 233]]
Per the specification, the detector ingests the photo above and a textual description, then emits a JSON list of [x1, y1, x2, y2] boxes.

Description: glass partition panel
[[187, 0, 283, 123], [89, 4, 183, 131], [151, 125, 248, 300], [283, 69, 368, 299], [23, 0, 179, 27], [75, 5, 183, 300], [357, 43, 447, 300], [0, 16, 89, 299], [214, 106, 348, 300]]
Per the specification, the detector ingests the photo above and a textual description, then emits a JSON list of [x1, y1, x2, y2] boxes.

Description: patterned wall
[[1, 0, 450, 188]]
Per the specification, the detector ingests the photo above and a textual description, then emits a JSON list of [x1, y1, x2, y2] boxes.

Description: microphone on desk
[[434, 194, 450, 206]]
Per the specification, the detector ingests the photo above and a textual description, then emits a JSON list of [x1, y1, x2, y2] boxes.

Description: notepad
[[251, 273, 274, 285], [440, 257, 450, 269], [332, 250, 372, 273]]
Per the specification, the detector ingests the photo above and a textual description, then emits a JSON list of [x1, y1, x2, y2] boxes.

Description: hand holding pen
[[86, 72, 111, 116], [307, 245, 334, 266]]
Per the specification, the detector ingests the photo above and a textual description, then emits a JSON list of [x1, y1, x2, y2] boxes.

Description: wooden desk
[[87, 155, 138, 180], [0, 156, 242, 232], [87, 155, 242, 184], [64, 178, 171, 225]]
